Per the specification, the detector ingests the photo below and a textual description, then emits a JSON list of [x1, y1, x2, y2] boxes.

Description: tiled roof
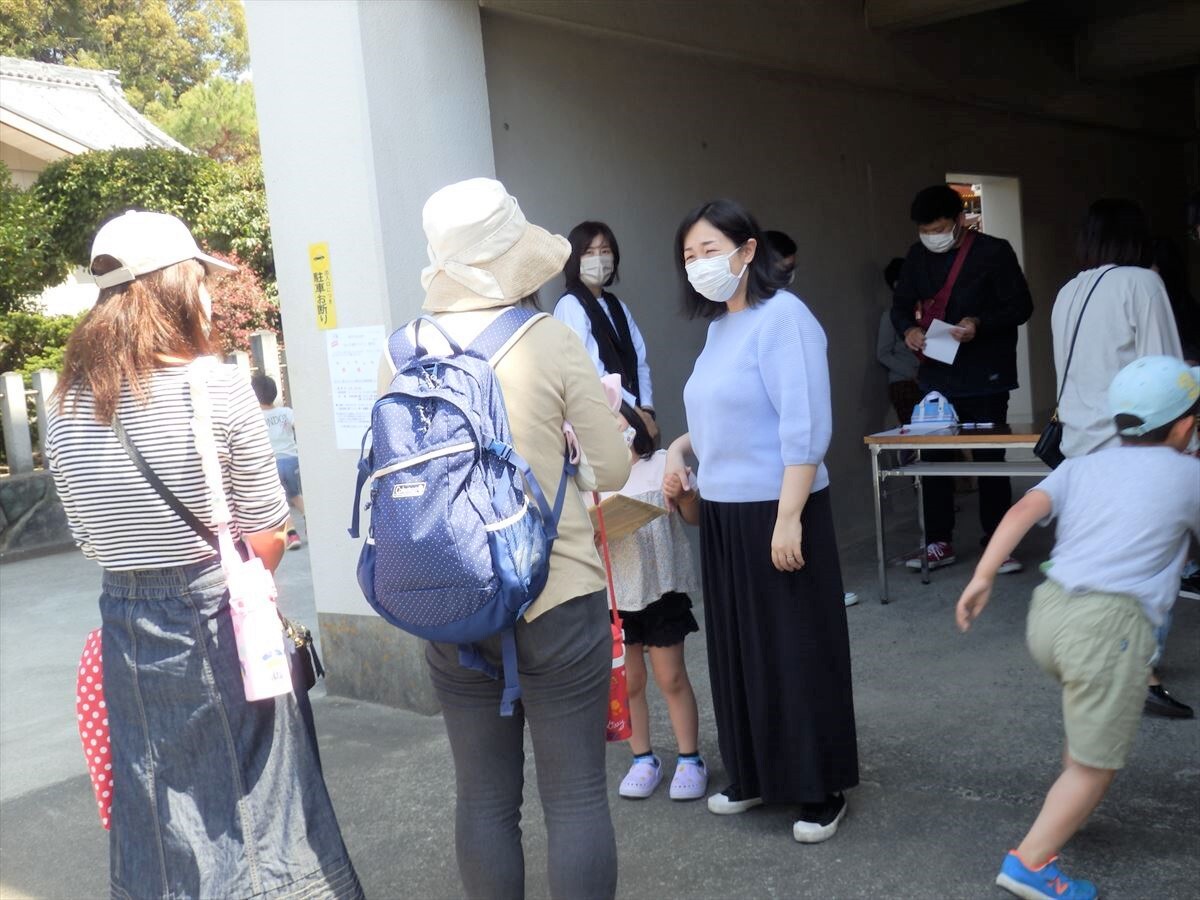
[[0, 56, 187, 152]]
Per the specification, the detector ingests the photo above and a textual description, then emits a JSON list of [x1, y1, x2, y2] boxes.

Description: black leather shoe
[[1144, 685, 1195, 719]]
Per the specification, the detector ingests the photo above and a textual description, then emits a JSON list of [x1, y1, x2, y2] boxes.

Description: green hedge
[[0, 163, 70, 313], [34, 148, 229, 268]]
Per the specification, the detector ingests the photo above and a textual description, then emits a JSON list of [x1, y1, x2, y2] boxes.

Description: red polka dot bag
[[76, 628, 112, 829]]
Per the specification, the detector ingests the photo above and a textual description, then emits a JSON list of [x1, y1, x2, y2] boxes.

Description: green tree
[[0, 0, 248, 111], [0, 162, 71, 313], [154, 77, 259, 162], [33, 148, 228, 268]]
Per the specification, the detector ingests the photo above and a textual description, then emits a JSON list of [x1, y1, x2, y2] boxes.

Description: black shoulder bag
[[1034, 266, 1115, 468], [112, 416, 324, 691]]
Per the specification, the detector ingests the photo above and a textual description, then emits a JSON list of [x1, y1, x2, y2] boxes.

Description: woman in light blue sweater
[[664, 199, 859, 844]]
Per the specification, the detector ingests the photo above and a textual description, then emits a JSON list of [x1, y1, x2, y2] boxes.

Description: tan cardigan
[[379, 310, 630, 621]]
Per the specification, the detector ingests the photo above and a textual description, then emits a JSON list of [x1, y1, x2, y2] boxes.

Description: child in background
[[251, 374, 304, 551], [955, 355, 1200, 900], [603, 402, 707, 801]]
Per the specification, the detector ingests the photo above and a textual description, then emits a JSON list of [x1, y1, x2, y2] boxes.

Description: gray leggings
[[426, 590, 617, 900]]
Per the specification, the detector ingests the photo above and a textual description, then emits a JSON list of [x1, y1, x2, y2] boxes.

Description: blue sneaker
[[996, 852, 1097, 899]]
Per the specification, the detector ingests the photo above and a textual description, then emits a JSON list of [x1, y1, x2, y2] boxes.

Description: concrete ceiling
[[866, 0, 1200, 79]]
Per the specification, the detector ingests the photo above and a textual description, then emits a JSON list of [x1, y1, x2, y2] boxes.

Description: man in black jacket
[[891, 184, 1033, 572]]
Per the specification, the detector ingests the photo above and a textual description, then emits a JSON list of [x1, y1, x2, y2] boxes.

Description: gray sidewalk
[[2, 498, 1198, 899]]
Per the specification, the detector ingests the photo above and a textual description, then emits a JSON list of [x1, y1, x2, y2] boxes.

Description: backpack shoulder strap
[[468, 308, 547, 366]]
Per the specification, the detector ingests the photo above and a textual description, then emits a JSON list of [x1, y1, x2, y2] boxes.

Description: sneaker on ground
[[1179, 572, 1200, 601], [905, 541, 956, 571], [995, 851, 1096, 900], [706, 785, 763, 815], [618, 755, 662, 799], [792, 792, 846, 843], [1144, 684, 1194, 719], [843, 591, 859, 607], [997, 556, 1023, 575], [286, 532, 302, 551], [669, 757, 708, 801]]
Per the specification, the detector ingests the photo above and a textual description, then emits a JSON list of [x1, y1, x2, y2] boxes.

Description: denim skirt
[[99, 559, 362, 900]]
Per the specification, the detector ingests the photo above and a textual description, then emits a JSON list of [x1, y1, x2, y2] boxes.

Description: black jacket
[[891, 231, 1033, 397]]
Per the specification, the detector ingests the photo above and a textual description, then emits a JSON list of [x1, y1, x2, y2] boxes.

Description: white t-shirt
[[262, 406, 298, 458], [1034, 445, 1200, 627], [1051, 265, 1182, 458]]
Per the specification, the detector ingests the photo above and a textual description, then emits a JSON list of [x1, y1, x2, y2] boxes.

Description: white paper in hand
[[923, 319, 960, 365]]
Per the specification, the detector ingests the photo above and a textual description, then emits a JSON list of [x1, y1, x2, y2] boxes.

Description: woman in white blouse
[[554, 221, 659, 446]]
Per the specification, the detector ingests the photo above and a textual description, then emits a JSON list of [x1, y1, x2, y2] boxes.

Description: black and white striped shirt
[[46, 363, 289, 571]]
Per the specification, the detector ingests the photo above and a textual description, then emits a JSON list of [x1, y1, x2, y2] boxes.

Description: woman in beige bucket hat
[[386, 178, 631, 898]]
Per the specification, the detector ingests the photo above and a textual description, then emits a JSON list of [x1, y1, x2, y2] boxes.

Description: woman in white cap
[[400, 179, 630, 899], [46, 211, 362, 899]]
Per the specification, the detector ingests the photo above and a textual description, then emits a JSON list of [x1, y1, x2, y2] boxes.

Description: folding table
[[863, 424, 1050, 603]]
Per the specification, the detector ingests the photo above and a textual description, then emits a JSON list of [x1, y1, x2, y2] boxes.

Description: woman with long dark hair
[[46, 211, 362, 899], [1051, 199, 1190, 720], [554, 221, 659, 445], [662, 199, 859, 843]]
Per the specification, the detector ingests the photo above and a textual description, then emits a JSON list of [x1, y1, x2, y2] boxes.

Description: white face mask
[[579, 253, 614, 288], [919, 227, 958, 254], [198, 283, 213, 319], [621, 424, 637, 448], [685, 246, 747, 304]]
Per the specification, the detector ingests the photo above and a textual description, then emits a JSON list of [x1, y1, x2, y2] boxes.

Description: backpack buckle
[[489, 440, 514, 462]]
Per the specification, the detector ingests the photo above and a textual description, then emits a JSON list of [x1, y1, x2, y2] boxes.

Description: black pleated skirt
[[699, 488, 859, 805]]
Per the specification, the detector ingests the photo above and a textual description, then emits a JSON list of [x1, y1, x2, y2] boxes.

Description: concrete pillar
[[226, 350, 251, 373], [244, 0, 496, 712], [1, 372, 34, 474], [30, 370, 57, 458]]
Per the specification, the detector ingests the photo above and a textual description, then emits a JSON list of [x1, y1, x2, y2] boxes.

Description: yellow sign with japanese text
[[308, 242, 337, 329]]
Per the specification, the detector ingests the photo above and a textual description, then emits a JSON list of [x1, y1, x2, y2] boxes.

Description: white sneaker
[[843, 591, 859, 607], [707, 789, 763, 815], [792, 793, 847, 844], [669, 757, 708, 801], [618, 756, 662, 799]]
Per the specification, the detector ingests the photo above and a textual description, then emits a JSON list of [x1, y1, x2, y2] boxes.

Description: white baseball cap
[[89, 210, 237, 289], [1109, 355, 1200, 435]]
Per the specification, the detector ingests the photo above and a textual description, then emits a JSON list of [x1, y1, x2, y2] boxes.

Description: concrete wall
[[0, 142, 43, 188], [480, 10, 1190, 543]]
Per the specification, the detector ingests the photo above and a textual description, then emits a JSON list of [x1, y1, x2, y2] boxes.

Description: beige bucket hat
[[421, 178, 570, 312]]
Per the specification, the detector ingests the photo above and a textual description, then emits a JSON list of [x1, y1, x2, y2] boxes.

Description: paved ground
[[2, 489, 1198, 899]]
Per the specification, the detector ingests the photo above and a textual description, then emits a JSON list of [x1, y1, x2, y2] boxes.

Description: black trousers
[[922, 392, 1011, 544]]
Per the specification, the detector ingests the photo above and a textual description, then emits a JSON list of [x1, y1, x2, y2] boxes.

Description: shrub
[[195, 156, 274, 283], [0, 309, 83, 383], [207, 250, 281, 355], [0, 163, 71, 312]]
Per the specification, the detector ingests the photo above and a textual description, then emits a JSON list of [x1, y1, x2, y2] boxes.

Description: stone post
[[31, 370, 58, 459], [1, 372, 34, 474]]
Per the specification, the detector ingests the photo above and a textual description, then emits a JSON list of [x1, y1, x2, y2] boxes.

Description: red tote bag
[[592, 492, 633, 743]]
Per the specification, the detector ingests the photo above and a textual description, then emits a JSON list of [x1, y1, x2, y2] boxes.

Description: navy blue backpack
[[349, 308, 574, 714]]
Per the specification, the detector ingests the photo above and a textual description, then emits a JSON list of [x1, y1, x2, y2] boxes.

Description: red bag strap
[[591, 492, 622, 627], [916, 229, 976, 326]]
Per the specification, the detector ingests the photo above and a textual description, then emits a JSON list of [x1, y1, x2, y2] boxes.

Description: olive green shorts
[[1026, 579, 1156, 770]]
